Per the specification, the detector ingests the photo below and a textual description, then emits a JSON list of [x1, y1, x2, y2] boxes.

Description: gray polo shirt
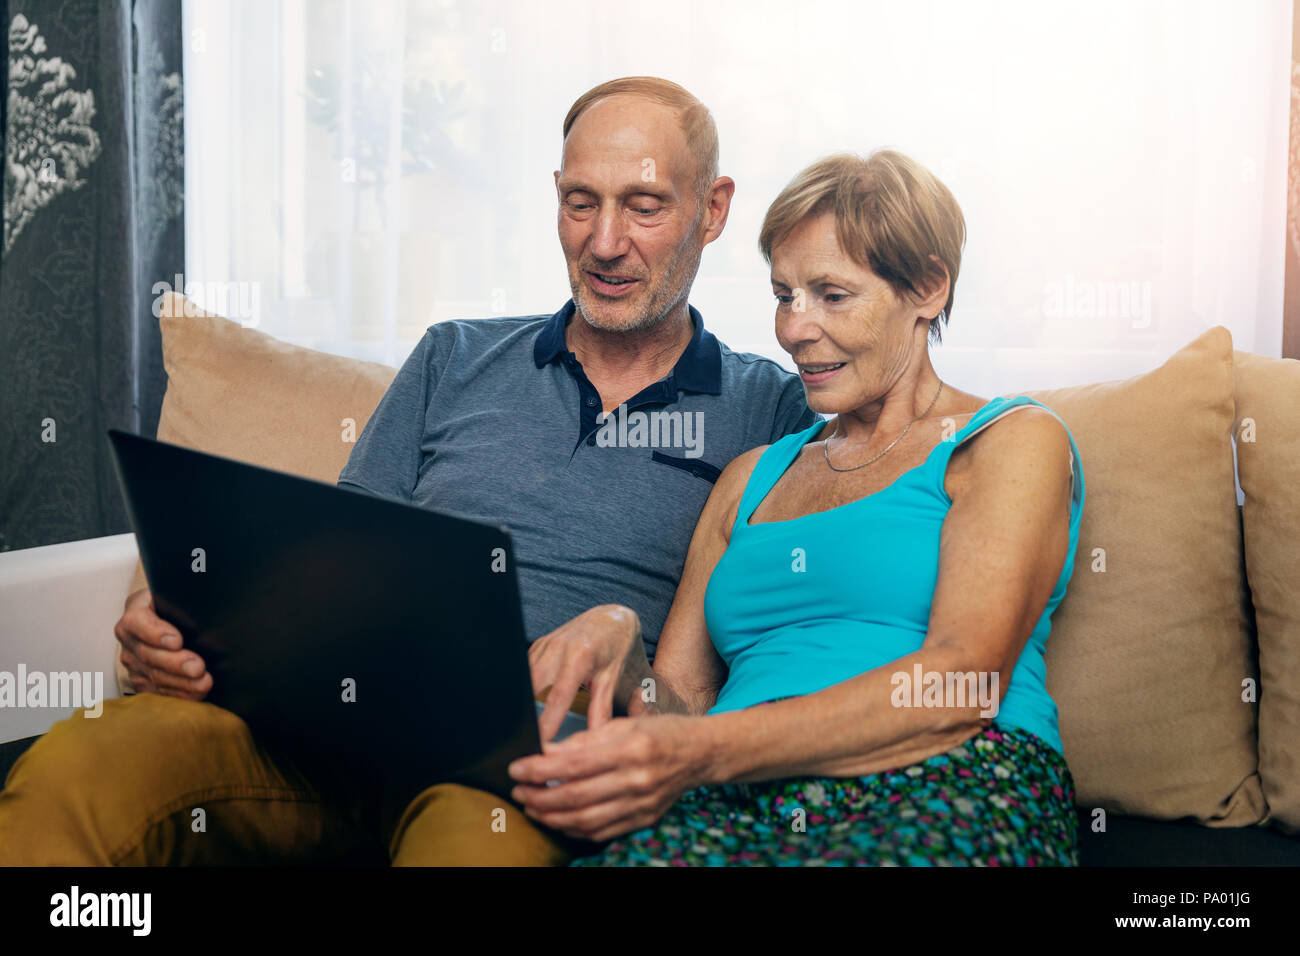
[[337, 299, 817, 658]]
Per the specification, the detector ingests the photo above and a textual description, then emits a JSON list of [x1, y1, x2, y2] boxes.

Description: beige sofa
[[5, 291, 1299, 864]]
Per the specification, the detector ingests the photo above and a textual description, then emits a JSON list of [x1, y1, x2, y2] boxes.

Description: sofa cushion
[[124, 294, 396, 595], [1012, 326, 1264, 826], [1232, 350, 1300, 834], [1075, 809, 1300, 865]]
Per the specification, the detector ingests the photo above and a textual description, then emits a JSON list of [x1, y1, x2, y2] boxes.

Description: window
[[183, 0, 1290, 396]]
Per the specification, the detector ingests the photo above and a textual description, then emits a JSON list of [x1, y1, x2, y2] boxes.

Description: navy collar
[[533, 299, 722, 395]]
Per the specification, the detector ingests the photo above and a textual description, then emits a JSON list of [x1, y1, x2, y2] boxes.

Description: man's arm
[[336, 328, 439, 500]]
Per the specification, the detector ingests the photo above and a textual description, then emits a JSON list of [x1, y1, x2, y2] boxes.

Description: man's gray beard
[[572, 219, 705, 334]]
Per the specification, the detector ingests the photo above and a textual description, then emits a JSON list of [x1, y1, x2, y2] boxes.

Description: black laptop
[[106, 429, 580, 806]]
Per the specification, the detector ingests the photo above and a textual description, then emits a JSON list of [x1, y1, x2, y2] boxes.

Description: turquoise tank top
[[703, 395, 1085, 756]]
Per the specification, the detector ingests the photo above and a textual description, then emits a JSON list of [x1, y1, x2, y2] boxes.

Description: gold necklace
[[822, 381, 945, 473]]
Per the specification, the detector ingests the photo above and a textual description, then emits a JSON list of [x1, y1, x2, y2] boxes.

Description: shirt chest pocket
[[650, 450, 723, 484]]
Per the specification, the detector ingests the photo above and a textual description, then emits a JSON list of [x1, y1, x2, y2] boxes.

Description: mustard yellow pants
[[0, 690, 591, 866]]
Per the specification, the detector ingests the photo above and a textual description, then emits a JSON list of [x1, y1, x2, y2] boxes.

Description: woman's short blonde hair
[[759, 150, 966, 345], [562, 76, 719, 202]]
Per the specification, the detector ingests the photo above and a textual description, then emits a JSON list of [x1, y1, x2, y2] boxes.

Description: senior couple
[[0, 76, 1085, 867]]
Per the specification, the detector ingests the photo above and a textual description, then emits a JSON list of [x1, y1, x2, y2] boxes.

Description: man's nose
[[589, 208, 631, 261]]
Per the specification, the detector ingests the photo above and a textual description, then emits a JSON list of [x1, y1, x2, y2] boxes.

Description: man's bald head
[[562, 76, 719, 202]]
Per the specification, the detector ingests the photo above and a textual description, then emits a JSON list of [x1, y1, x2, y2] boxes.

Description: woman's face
[[770, 212, 926, 416]]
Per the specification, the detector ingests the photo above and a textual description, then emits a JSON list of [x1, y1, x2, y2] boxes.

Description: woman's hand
[[529, 604, 651, 741], [508, 714, 709, 842]]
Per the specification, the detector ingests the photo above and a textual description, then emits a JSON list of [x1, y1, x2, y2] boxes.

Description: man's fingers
[[528, 644, 561, 698], [536, 671, 585, 743], [123, 587, 152, 611], [125, 642, 208, 695], [130, 673, 156, 694], [122, 607, 183, 651], [152, 668, 209, 695], [121, 646, 157, 690], [133, 641, 206, 680], [145, 673, 210, 701], [123, 647, 205, 697], [180, 672, 212, 699], [586, 672, 618, 730]]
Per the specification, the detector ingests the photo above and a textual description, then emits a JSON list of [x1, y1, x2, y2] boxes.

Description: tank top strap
[[732, 421, 824, 533], [931, 395, 1085, 521], [947, 395, 1035, 445]]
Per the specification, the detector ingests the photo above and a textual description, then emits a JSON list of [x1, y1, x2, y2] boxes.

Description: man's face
[[555, 95, 712, 333]]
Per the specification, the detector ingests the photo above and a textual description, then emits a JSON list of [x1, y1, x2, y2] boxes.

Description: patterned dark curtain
[[0, 0, 183, 552]]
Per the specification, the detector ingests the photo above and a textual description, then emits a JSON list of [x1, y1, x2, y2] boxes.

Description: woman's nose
[[779, 296, 824, 343]]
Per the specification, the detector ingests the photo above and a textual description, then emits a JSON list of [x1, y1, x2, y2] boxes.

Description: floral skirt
[[571, 724, 1079, 866]]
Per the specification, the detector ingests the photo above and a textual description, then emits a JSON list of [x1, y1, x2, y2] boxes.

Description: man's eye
[[825, 293, 848, 303], [634, 207, 661, 215], [774, 294, 793, 305]]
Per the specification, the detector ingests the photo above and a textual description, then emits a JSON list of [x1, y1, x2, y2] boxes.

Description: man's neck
[[566, 301, 695, 404]]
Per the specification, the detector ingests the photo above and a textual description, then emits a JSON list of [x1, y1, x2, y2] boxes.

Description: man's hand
[[508, 714, 708, 842], [528, 604, 649, 742], [114, 588, 212, 700]]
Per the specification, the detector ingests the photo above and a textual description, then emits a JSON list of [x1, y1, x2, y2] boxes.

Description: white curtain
[[182, 0, 1291, 397]]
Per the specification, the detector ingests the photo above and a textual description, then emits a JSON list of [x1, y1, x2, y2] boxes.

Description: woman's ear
[[914, 255, 951, 319]]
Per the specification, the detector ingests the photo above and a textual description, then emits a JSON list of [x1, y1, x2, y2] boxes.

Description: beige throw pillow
[[1232, 349, 1300, 833], [1014, 326, 1264, 826]]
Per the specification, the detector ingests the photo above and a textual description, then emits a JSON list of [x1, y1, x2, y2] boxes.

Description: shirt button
[[585, 396, 598, 407]]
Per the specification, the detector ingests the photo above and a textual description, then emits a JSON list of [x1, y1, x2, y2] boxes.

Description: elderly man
[[0, 77, 815, 866]]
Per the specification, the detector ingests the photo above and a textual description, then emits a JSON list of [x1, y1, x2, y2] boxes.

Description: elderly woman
[[508, 149, 1085, 866]]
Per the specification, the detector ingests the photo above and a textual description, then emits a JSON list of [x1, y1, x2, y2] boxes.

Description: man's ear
[[554, 169, 561, 199], [700, 176, 736, 248]]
